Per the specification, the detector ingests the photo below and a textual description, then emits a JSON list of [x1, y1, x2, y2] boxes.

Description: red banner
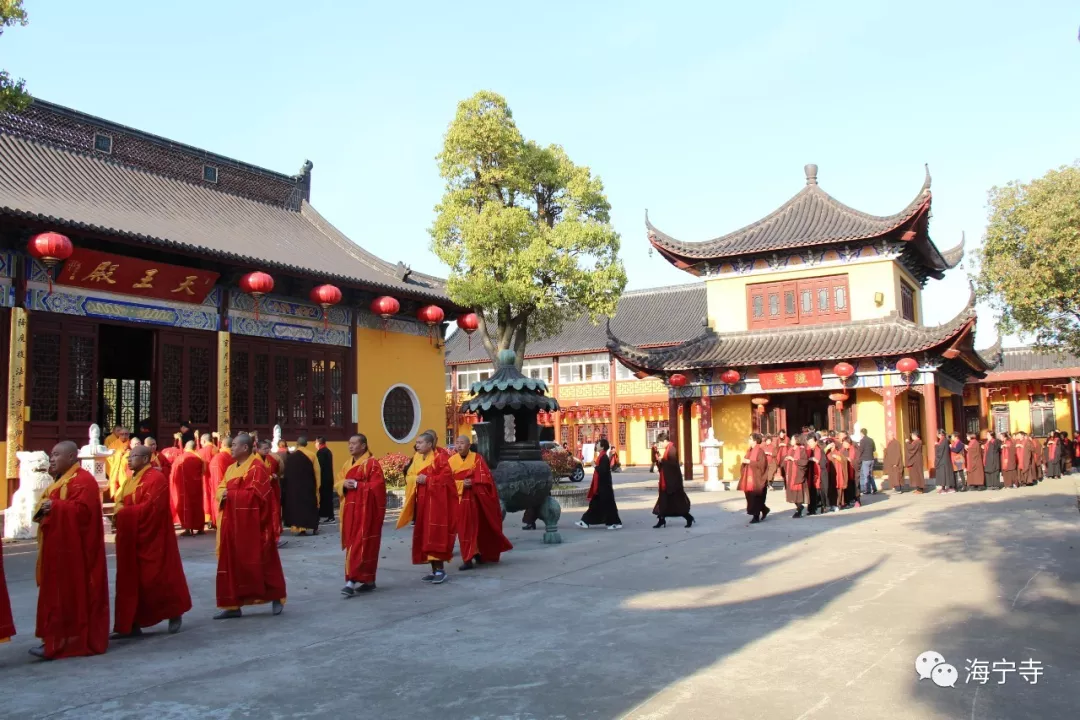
[[758, 368, 823, 390], [57, 248, 219, 304]]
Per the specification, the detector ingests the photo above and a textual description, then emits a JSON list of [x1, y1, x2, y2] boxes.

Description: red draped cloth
[[339, 454, 387, 583], [35, 466, 110, 659], [1, 543, 15, 642], [412, 452, 458, 564], [171, 451, 206, 532], [208, 450, 232, 529], [260, 453, 283, 542], [113, 467, 192, 634], [199, 445, 218, 525], [454, 453, 513, 564], [216, 456, 287, 609]]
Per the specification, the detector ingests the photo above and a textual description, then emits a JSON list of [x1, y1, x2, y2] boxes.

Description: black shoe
[[168, 617, 182, 634], [653, 519, 666, 529], [272, 600, 284, 615], [111, 626, 142, 639], [459, 561, 474, 571], [793, 508, 803, 518], [214, 609, 242, 620], [430, 571, 448, 585], [356, 582, 376, 593], [684, 514, 695, 528], [749, 517, 761, 524], [761, 507, 770, 521], [322, 517, 337, 525], [341, 585, 356, 597], [28, 645, 50, 660], [522, 523, 536, 530]]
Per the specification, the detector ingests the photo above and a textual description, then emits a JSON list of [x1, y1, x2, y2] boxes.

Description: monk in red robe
[[112, 446, 192, 638], [806, 436, 827, 514], [208, 437, 234, 530], [829, 441, 852, 511], [198, 434, 218, 527], [450, 435, 512, 570], [737, 433, 769, 523], [171, 440, 207, 535], [1001, 433, 1019, 488], [214, 433, 286, 619], [784, 434, 809, 517], [1, 543, 15, 644], [337, 434, 386, 596], [396, 430, 457, 583], [257, 439, 285, 547], [30, 441, 110, 660]]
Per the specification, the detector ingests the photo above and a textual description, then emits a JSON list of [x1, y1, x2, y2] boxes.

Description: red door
[[26, 316, 98, 451], [155, 330, 216, 446]]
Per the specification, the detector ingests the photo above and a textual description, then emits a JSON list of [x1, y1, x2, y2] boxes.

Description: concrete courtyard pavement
[[1, 467, 1078, 719]]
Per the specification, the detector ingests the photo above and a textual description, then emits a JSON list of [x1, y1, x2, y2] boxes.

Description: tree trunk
[[475, 309, 528, 370]]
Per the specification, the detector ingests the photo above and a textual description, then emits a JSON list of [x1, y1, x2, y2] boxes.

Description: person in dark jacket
[[858, 428, 877, 495], [934, 430, 956, 493], [652, 433, 693, 528]]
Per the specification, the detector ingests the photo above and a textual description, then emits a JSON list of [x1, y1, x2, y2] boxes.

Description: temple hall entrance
[[98, 324, 153, 436], [758, 391, 855, 435]]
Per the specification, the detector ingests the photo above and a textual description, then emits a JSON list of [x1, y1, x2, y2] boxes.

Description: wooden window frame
[[747, 274, 851, 329], [900, 282, 917, 322]]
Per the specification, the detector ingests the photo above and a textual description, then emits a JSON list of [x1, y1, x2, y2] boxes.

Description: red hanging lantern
[[1012, 384, 1020, 400], [457, 312, 480, 350], [239, 271, 274, 320], [833, 362, 855, 380], [27, 231, 74, 295], [828, 391, 849, 410], [720, 369, 741, 385], [417, 305, 445, 344], [669, 373, 688, 387], [309, 284, 342, 330], [370, 296, 400, 335], [619, 408, 629, 419], [896, 357, 919, 375]]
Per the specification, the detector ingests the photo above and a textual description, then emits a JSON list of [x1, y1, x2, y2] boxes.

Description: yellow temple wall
[[356, 326, 447, 459], [712, 395, 751, 480], [854, 389, 886, 444], [705, 258, 915, 333], [984, 395, 1074, 436]]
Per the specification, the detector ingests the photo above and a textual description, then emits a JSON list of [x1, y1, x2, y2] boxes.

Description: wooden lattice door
[[155, 330, 215, 445], [26, 316, 98, 451]]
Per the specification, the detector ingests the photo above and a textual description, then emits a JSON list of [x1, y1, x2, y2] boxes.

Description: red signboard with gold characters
[[57, 248, 219, 304], [758, 368, 824, 390]]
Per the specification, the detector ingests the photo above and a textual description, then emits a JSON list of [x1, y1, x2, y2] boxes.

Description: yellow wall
[[712, 395, 751, 480], [855, 389, 886, 443], [705, 258, 922, 333], [628, 416, 647, 465], [356, 326, 446, 459], [985, 395, 1075, 436]]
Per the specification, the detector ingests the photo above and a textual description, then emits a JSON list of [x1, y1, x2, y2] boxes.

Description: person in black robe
[[934, 430, 955, 493], [315, 436, 336, 524], [178, 420, 196, 450], [282, 438, 321, 536], [652, 433, 693, 528], [905, 431, 926, 493], [983, 430, 1002, 489], [576, 439, 622, 530]]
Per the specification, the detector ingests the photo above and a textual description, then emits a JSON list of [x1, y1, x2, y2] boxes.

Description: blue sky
[[6, 1, 1079, 345]]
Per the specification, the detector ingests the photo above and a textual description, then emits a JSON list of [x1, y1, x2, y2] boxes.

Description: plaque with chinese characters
[[758, 368, 823, 390], [58, 248, 219, 304]]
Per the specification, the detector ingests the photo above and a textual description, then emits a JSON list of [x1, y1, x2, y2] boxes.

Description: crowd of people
[[733, 426, 1073, 524], [0, 427, 514, 661]]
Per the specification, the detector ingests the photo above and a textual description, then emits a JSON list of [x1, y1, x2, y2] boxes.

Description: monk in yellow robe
[[109, 437, 142, 500], [104, 426, 130, 498], [396, 431, 456, 584]]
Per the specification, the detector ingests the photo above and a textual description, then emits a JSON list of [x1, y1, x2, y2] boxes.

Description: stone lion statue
[[4, 451, 52, 540]]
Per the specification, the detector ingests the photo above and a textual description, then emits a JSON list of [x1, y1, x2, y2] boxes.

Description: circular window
[[381, 384, 420, 443]]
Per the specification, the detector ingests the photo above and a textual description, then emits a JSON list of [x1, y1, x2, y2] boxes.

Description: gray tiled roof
[[608, 291, 979, 372], [985, 346, 1080, 374], [445, 283, 708, 364], [0, 131, 450, 302], [646, 164, 963, 271]]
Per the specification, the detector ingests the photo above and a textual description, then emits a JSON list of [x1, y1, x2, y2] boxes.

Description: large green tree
[[973, 162, 1080, 353], [0, 1, 30, 113], [430, 91, 626, 367]]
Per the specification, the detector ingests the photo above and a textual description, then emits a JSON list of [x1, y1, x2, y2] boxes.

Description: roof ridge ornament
[[804, 163, 818, 186]]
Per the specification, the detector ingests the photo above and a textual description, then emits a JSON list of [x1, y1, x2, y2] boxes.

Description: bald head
[[233, 433, 253, 462], [221, 435, 233, 450], [455, 434, 472, 456], [184, 440, 196, 451], [128, 444, 152, 473], [49, 441, 79, 478]]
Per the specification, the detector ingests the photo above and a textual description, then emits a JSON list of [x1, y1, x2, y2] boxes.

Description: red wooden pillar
[[668, 396, 680, 461], [978, 385, 989, 431], [682, 399, 694, 481], [552, 357, 561, 445], [951, 395, 964, 435], [923, 382, 938, 475]]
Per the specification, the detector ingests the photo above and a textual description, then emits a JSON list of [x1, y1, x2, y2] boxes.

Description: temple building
[[444, 284, 707, 466], [969, 345, 1080, 438], [0, 99, 464, 506], [606, 164, 989, 480]]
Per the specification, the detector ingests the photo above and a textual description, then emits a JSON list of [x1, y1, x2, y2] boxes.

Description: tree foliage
[[430, 91, 626, 367], [0, 1, 30, 114], [973, 162, 1080, 353]]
